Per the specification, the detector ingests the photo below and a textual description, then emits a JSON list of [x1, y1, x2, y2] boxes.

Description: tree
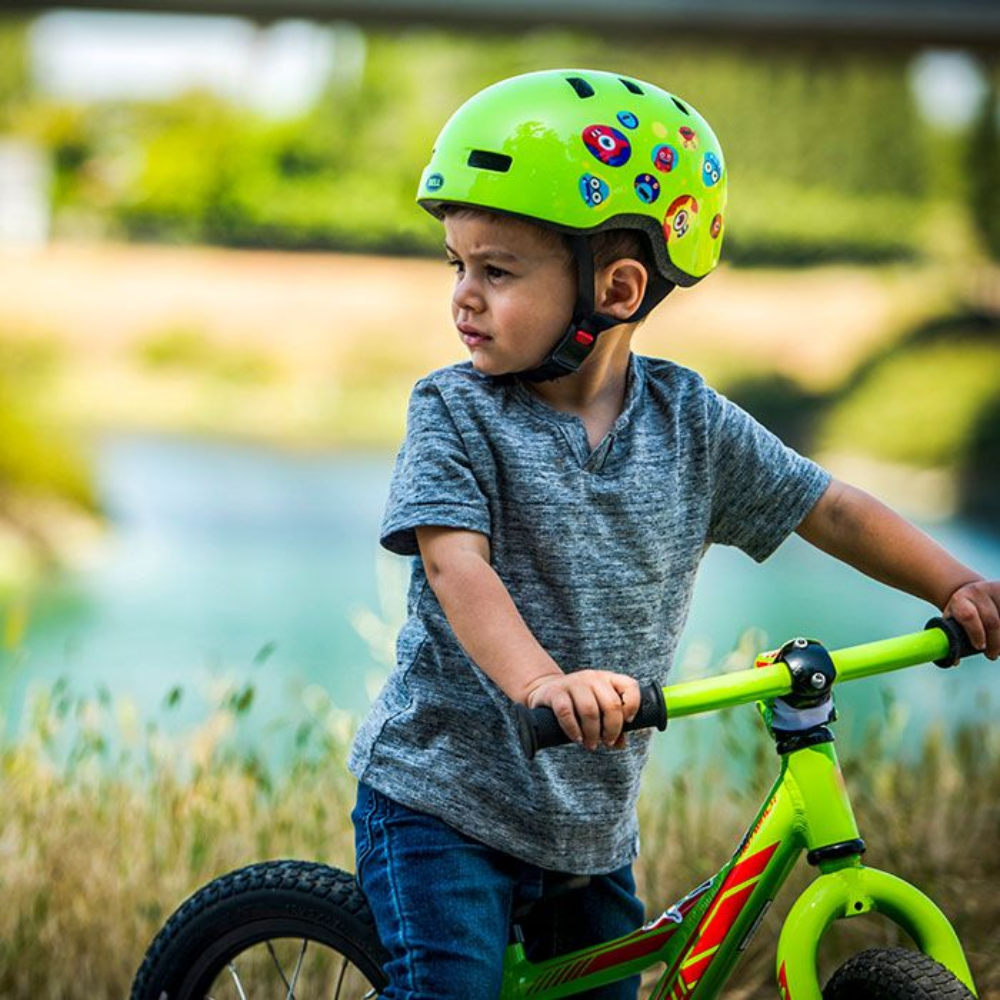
[[0, 18, 31, 131], [967, 62, 1000, 262]]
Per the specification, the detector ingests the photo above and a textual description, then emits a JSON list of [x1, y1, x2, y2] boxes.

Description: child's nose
[[452, 274, 485, 313]]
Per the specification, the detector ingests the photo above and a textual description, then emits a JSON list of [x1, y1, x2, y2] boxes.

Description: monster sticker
[[664, 194, 699, 241], [679, 125, 698, 149], [579, 173, 610, 208], [634, 173, 661, 204], [651, 144, 678, 174], [582, 125, 632, 167], [710, 213, 723, 239], [702, 152, 722, 187], [617, 110, 639, 129]]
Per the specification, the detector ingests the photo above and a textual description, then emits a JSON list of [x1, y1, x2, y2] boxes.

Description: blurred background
[[0, 2, 998, 995]]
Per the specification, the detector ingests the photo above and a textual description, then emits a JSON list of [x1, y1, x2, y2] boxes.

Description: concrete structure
[[11, 0, 1000, 51]]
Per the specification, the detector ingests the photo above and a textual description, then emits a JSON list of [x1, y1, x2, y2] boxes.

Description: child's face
[[444, 211, 576, 377]]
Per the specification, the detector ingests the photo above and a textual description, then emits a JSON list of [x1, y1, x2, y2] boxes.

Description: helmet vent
[[565, 76, 595, 99], [619, 78, 644, 95], [468, 149, 513, 173], [671, 96, 690, 115]]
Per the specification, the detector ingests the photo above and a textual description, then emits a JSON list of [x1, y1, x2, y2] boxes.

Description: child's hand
[[524, 671, 642, 750], [944, 579, 1000, 660]]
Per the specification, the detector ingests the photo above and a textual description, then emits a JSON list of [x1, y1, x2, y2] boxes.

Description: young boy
[[347, 69, 999, 999]]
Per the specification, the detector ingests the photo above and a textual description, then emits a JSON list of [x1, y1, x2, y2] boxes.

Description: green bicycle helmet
[[417, 68, 727, 381]]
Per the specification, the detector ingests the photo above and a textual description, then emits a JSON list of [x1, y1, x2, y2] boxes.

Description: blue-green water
[[3, 432, 999, 763]]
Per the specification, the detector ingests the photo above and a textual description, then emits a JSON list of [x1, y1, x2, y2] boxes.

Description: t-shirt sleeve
[[380, 377, 492, 556], [706, 388, 831, 563]]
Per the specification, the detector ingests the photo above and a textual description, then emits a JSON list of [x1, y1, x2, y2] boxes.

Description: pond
[[3, 432, 998, 770]]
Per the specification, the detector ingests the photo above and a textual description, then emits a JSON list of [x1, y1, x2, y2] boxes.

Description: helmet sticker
[[579, 173, 610, 207], [702, 152, 722, 187], [633, 173, 661, 204], [651, 144, 678, 173], [416, 69, 728, 287], [664, 194, 699, 241], [582, 125, 632, 167]]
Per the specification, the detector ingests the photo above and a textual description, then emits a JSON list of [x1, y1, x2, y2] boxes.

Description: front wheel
[[823, 947, 975, 999], [131, 859, 389, 1000]]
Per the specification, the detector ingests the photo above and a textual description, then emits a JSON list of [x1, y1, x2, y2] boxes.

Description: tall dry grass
[[0, 679, 997, 998], [636, 707, 1000, 998]]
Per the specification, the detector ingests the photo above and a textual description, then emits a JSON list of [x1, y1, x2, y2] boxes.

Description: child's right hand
[[524, 671, 642, 751]]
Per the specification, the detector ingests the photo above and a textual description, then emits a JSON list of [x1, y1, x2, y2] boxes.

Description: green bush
[[0, 18, 30, 130], [819, 339, 1000, 468], [11, 28, 963, 266], [958, 389, 1000, 522], [136, 327, 280, 385], [0, 337, 96, 514], [724, 182, 924, 266], [966, 78, 1000, 261]]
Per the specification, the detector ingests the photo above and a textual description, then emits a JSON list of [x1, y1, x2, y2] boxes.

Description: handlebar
[[515, 617, 982, 759], [516, 682, 667, 759]]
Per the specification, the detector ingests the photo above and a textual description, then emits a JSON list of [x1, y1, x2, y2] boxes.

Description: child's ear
[[596, 259, 648, 321]]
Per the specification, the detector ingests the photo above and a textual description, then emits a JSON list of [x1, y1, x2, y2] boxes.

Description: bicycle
[[131, 616, 984, 999]]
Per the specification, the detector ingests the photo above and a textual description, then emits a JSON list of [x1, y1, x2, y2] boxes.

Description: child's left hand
[[944, 579, 1000, 660]]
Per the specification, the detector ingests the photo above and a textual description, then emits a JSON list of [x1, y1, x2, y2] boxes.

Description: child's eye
[[446, 258, 464, 273], [485, 265, 508, 280]]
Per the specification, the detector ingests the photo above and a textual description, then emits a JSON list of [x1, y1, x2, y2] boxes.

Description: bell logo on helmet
[[616, 111, 640, 130], [582, 125, 632, 167], [425, 173, 445, 192]]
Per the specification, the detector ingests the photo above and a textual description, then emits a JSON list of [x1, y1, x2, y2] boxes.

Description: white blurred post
[[0, 137, 51, 251]]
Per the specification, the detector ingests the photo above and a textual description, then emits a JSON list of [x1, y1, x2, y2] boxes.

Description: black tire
[[131, 859, 389, 1000], [823, 947, 975, 999]]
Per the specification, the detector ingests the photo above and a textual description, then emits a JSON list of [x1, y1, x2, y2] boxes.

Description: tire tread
[[131, 860, 385, 1000], [823, 946, 975, 999]]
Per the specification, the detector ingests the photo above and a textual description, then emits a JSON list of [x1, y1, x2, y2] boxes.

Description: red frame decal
[[672, 841, 779, 994], [778, 959, 791, 999], [526, 880, 713, 995]]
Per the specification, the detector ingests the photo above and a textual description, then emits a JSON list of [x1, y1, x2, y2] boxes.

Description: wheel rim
[[178, 919, 384, 999], [202, 937, 378, 999]]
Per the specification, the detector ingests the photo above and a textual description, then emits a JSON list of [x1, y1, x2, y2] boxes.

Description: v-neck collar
[[508, 354, 646, 472]]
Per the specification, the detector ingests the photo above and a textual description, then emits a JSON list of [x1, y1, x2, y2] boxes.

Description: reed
[[0, 678, 996, 998], [636, 705, 1000, 997]]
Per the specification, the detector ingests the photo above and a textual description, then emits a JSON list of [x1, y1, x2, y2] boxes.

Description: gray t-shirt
[[348, 354, 830, 874]]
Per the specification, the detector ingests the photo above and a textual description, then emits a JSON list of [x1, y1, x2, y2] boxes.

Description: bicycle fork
[[774, 741, 977, 1000]]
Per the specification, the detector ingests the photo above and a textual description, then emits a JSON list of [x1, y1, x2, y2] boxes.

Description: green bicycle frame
[[498, 625, 979, 999]]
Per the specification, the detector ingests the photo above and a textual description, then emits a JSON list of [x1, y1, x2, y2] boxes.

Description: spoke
[[332, 956, 348, 999], [227, 963, 250, 1000], [266, 941, 295, 994], [286, 939, 308, 1000]]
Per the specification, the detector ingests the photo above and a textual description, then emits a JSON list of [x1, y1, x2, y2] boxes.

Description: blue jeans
[[352, 782, 643, 1000]]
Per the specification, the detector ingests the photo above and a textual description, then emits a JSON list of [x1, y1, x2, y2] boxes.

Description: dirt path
[[0, 242, 950, 391]]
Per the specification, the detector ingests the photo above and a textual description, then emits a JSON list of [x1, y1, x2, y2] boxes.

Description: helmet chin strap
[[504, 236, 675, 385]]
